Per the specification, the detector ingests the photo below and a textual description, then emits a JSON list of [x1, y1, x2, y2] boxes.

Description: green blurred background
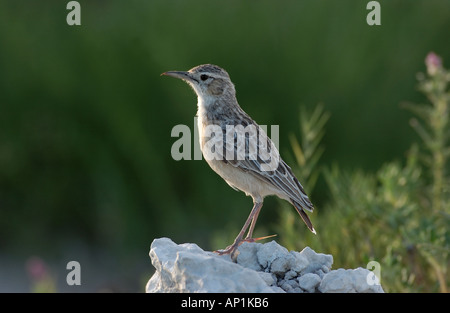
[[0, 0, 449, 292]]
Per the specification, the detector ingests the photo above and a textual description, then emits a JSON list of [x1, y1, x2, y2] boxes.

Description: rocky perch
[[146, 237, 384, 293]]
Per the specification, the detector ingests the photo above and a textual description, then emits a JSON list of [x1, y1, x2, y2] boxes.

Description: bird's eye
[[200, 74, 209, 81]]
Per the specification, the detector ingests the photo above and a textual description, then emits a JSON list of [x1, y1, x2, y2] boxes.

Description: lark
[[162, 64, 315, 257]]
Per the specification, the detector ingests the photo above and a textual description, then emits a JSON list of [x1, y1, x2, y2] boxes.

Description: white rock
[[146, 238, 384, 293], [270, 286, 286, 293], [352, 267, 384, 293], [270, 254, 296, 276], [280, 280, 298, 293], [298, 273, 321, 293], [256, 240, 289, 269], [318, 268, 384, 293], [257, 272, 276, 286], [299, 246, 333, 275], [290, 251, 309, 273], [236, 242, 262, 271], [146, 238, 274, 293], [284, 270, 298, 280]]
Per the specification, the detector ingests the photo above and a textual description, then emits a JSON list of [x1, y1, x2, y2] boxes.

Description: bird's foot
[[214, 245, 236, 255], [214, 242, 241, 260], [214, 239, 241, 255], [214, 234, 277, 260]]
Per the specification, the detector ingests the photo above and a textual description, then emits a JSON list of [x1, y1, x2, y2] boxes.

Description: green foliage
[[289, 104, 330, 193], [279, 53, 449, 292]]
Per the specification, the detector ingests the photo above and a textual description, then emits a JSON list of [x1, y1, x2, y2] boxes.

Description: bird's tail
[[291, 200, 316, 234]]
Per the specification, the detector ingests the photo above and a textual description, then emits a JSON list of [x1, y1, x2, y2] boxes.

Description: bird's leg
[[215, 202, 263, 258], [243, 206, 277, 243], [245, 205, 262, 240]]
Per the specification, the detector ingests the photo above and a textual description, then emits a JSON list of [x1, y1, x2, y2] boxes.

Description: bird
[[162, 64, 315, 258]]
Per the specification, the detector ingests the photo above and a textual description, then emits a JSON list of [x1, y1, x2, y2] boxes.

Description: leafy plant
[[279, 52, 449, 292]]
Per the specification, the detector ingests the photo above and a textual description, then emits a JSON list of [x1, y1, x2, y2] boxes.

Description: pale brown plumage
[[162, 64, 315, 258]]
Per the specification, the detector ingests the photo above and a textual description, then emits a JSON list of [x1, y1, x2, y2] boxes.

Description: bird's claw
[[243, 234, 277, 243], [214, 234, 277, 256]]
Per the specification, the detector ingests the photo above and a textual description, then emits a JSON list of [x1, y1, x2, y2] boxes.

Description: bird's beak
[[161, 71, 194, 81]]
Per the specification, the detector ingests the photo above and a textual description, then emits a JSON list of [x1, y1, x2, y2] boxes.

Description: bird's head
[[162, 64, 236, 100]]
